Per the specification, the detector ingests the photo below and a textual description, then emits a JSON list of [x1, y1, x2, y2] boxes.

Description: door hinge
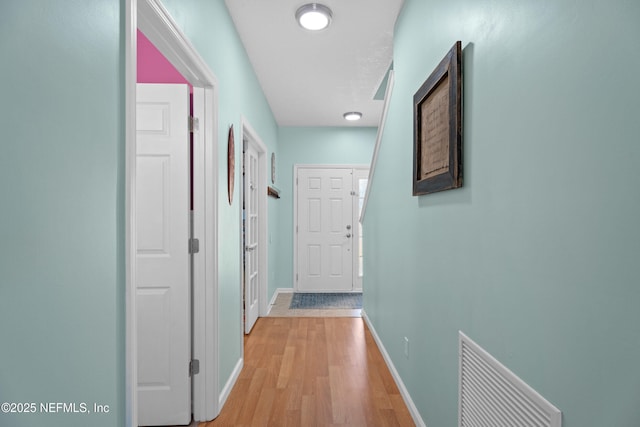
[[189, 359, 200, 376], [189, 116, 199, 133], [189, 238, 200, 254], [296, 274, 299, 281]]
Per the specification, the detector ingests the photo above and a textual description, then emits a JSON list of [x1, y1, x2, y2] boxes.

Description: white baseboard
[[218, 357, 243, 410], [361, 310, 427, 427], [267, 287, 294, 316]]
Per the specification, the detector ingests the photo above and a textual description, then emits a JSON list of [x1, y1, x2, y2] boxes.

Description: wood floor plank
[[300, 394, 315, 426], [390, 394, 417, 427], [199, 317, 415, 427], [276, 345, 295, 389], [250, 387, 276, 427], [315, 375, 334, 425]]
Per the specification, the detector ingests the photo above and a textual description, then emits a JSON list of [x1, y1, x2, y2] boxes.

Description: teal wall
[[6, 1, 638, 425], [363, 0, 640, 426], [0, 1, 279, 425], [273, 127, 376, 298], [0, 1, 124, 426], [159, 0, 279, 395]]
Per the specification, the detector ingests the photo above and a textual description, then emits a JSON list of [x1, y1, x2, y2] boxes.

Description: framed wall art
[[413, 41, 463, 196]]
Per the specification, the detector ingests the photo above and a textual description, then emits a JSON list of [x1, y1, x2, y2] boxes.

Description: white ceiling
[[224, 0, 404, 127]]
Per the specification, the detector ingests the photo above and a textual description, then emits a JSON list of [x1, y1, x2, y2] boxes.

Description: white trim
[[360, 70, 394, 223], [137, 0, 217, 87], [361, 310, 427, 427], [200, 81, 219, 422], [293, 164, 369, 292], [240, 117, 269, 335], [128, 0, 220, 423], [219, 358, 244, 410], [124, 1, 137, 426], [192, 86, 219, 421]]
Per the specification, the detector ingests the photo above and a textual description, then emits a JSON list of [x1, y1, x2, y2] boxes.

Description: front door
[[136, 83, 191, 426], [296, 167, 364, 292]]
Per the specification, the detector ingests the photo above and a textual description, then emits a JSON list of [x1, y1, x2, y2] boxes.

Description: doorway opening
[[126, 0, 220, 425], [241, 118, 268, 334], [293, 165, 369, 293]]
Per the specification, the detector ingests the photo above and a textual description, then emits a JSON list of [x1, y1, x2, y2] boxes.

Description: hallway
[[199, 317, 415, 426]]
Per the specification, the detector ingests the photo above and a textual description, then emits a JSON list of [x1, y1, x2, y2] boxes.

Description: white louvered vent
[[459, 332, 561, 427]]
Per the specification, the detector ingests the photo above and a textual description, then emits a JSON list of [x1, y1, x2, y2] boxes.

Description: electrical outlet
[[404, 337, 409, 358]]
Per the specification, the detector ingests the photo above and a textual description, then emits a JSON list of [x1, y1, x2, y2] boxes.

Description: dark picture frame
[[227, 125, 235, 205], [413, 41, 463, 196]]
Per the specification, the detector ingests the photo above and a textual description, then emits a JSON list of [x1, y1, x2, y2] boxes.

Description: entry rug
[[289, 292, 362, 309]]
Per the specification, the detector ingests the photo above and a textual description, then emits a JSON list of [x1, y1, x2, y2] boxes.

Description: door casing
[[293, 164, 369, 293], [241, 117, 268, 334], [126, 0, 220, 424]]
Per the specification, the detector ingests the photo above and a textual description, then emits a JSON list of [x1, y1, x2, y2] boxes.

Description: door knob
[[346, 233, 352, 238], [346, 225, 351, 230]]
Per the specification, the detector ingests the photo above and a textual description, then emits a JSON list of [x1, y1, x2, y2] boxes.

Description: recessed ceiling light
[[296, 3, 332, 31], [343, 112, 362, 121]]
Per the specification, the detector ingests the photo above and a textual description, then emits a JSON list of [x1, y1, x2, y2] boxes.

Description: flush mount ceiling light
[[296, 3, 333, 31], [343, 111, 363, 121]]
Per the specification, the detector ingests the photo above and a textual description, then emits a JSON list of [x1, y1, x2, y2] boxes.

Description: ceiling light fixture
[[296, 3, 333, 31], [343, 112, 362, 121]]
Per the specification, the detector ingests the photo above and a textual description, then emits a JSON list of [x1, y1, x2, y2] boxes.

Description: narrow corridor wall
[[363, 0, 640, 426]]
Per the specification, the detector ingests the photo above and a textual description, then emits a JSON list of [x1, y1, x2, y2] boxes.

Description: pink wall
[[138, 29, 193, 208], [137, 29, 192, 90]]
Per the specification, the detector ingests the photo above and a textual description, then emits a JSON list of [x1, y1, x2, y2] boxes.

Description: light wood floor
[[199, 317, 415, 427]]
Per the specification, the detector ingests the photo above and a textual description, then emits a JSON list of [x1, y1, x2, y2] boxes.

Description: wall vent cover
[[459, 332, 561, 427]]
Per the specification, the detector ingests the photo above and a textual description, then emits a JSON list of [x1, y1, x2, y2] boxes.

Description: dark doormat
[[289, 292, 362, 309]]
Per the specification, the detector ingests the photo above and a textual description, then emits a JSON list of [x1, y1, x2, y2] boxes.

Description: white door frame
[[126, 0, 219, 425], [240, 117, 268, 331], [293, 164, 369, 293]]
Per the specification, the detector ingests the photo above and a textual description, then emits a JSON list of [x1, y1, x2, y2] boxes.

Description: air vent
[[459, 332, 561, 427]]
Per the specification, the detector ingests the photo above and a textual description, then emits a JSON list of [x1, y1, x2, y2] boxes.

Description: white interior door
[[244, 142, 260, 333], [136, 83, 191, 426], [297, 168, 354, 292]]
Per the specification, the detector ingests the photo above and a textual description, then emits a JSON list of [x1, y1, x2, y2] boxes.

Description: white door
[[136, 83, 191, 426], [297, 168, 355, 292], [244, 142, 260, 333]]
